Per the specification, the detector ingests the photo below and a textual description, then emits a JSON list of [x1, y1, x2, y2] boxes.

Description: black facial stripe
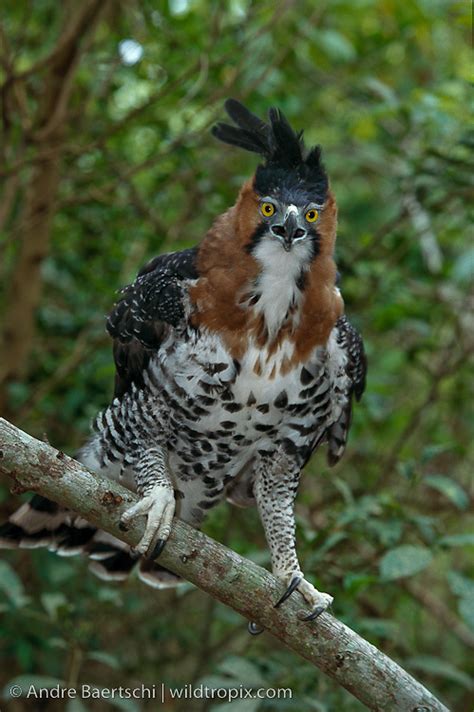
[[296, 270, 307, 291], [309, 231, 320, 260], [245, 222, 268, 254]]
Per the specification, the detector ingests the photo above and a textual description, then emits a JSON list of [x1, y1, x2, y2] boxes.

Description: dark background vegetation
[[0, 1, 472, 710]]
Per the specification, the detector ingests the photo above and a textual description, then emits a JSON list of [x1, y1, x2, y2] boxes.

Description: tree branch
[[0, 417, 449, 712]]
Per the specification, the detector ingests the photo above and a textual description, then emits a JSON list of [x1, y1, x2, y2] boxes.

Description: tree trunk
[[0, 0, 105, 415]]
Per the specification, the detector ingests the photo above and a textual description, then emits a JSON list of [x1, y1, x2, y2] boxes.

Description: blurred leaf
[[410, 515, 437, 544], [315, 30, 356, 62], [0, 561, 28, 607], [301, 698, 329, 712], [420, 444, 453, 463], [407, 656, 473, 689], [332, 477, 354, 505], [199, 676, 241, 691], [322, 531, 348, 551], [41, 592, 68, 619], [458, 598, 474, 631], [364, 77, 398, 106], [439, 533, 474, 548], [312, 531, 348, 559], [452, 247, 474, 283], [447, 571, 474, 599], [357, 618, 399, 639], [368, 519, 403, 547], [424, 475, 469, 510], [95, 587, 123, 604], [2, 675, 64, 696], [217, 656, 266, 687], [380, 546, 433, 581], [48, 638, 68, 649], [87, 651, 121, 669], [343, 573, 378, 594]]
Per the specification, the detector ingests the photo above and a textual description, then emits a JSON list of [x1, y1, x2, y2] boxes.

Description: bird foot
[[275, 573, 333, 621], [119, 484, 175, 558], [247, 573, 333, 636]]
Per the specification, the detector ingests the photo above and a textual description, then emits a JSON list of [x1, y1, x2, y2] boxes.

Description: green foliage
[[424, 474, 469, 510], [379, 545, 433, 581], [0, 561, 29, 608], [0, 1, 472, 711]]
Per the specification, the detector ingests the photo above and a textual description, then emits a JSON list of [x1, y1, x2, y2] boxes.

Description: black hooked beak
[[271, 213, 306, 251]]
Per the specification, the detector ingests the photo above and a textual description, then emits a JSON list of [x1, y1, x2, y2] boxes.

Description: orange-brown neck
[[189, 181, 343, 367]]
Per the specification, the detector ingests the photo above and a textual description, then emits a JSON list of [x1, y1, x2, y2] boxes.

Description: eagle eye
[[260, 202, 275, 218], [305, 208, 319, 223]]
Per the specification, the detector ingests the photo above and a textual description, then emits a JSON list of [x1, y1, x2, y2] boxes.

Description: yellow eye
[[305, 208, 319, 223], [260, 202, 275, 218]]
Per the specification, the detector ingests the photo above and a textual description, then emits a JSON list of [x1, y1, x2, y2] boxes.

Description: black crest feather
[[212, 99, 270, 155], [212, 99, 305, 167], [212, 99, 328, 202]]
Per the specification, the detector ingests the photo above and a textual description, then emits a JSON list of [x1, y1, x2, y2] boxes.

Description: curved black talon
[[274, 575, 302, 608], [150, 538, 167, 560], [118, 521, 129, 532], [248, 621, 264, 635], [302, 605, 326, 621]]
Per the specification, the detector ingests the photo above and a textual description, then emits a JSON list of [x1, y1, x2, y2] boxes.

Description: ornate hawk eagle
[[1, 100, 366, 624]]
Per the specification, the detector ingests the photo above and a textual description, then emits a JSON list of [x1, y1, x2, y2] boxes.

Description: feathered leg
[[119, 446, 175, 558], [253, 454, 333, 625]]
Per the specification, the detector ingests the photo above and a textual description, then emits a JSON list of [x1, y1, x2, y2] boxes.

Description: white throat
[[251, 237, 313, 339]]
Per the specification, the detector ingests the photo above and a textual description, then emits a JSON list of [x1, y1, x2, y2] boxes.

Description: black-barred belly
[[148, 329, 348, 522]]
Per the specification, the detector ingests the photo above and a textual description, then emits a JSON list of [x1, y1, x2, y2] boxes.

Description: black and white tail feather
[[0, 493, 181, 588]]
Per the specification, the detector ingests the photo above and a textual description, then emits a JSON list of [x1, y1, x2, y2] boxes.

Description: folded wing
[[106, 247, 199, 398]]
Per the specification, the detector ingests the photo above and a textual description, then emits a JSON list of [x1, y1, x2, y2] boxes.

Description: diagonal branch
[[0, 417, 449, 712]]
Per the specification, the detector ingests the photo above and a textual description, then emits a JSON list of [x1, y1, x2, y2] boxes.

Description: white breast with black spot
[[150, 325, 348, 474]]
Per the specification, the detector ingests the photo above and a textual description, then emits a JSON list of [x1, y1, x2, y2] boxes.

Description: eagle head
[[191, 100, 341, 357], [212, 99, 335, 258]]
